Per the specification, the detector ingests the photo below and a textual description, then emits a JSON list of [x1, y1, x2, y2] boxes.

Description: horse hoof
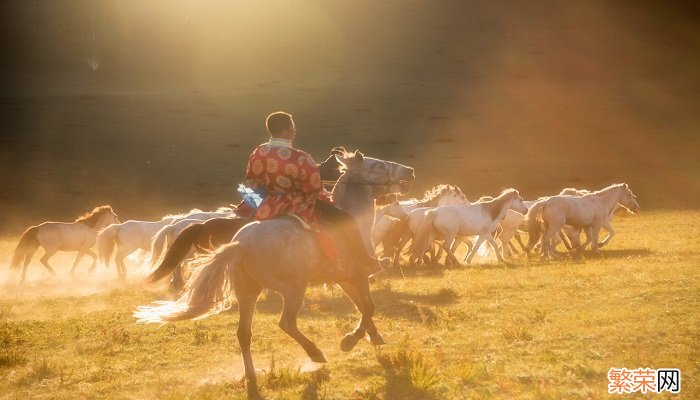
[[340, 333, 360, 352], [246, 385, 262, 400], [369, 332, 386, 346], [309, 351, 328, 364]]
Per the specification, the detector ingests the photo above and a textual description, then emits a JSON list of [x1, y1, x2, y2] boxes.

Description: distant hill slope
[[1, 1, 699, 232]]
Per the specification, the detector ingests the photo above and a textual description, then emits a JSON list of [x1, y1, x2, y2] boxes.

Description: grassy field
[[1, 1, 699, 399], [1, 210, 698, 399]]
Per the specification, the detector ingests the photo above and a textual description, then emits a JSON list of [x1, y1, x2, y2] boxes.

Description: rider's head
[[266, 111, 296, 141]]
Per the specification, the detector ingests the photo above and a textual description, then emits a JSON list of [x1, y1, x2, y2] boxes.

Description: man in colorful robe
[[234, 111, 380, 277]]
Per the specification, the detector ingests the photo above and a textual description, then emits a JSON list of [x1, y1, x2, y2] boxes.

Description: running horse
[[11, 205, 120, 282], [146, 152, 346, 292], [526, 183, 640, 258], [135, 149, 414, 399]]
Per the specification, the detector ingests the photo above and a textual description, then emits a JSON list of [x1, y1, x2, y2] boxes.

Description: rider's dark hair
[[265, 112, 293, 137]]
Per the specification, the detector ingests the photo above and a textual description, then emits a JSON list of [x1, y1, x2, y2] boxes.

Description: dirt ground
[[1, 1, 699, 235]]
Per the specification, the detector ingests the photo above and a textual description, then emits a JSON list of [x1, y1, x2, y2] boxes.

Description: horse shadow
[[246, 279, 460, 326]]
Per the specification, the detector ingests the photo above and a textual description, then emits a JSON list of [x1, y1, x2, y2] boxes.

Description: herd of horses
[[8, 148, 640, 399]]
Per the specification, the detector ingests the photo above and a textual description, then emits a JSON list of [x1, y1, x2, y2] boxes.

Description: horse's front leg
[[485, 234, 504, 262], [393, 234, 410, 268], [338, 277, 384, 350], [599, 222, 615, 248], [39, 249, 58, 276], [70, 250, 87, 275], [465, 235, 487, 264], [589, 226, 603, 256], [279, 285, 327, 363], [86, 249, 98, 272]]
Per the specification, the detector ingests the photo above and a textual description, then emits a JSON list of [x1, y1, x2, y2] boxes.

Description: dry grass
[[0, 211, 698, 399]]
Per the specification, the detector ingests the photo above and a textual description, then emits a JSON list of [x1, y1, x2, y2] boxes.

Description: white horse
[[97, 208, 233, 279], [377, 185, 470, 267], [493, 200, 538, 259], [411, 189, 528, 265], [11, 206, 120, 282], [556, 188, 630, 251], [526, 183, 640, 258]]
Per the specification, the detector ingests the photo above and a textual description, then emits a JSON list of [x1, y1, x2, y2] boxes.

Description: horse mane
[[418, 184, 465, 205], [75, 205, 114, 227], [591, 183, 627, 196], [559, 187, 590, 196], [481, 189, 519, 220], [162, 208, 204, 220]]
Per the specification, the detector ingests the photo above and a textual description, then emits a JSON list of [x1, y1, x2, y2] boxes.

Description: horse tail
[[146, 222, 204, 284], [148, 224, 173, 267], [96, 224, 120, 268], [134, 242, 240, 323], [11, 226, 40, 270], [525, 201, 546, 253], [410, 210, 437, 261]]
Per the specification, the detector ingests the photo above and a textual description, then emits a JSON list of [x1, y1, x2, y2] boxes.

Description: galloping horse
[[11, 205, 120, 282], [411, 189, 528, 265], [97, 208, 234, 280], [146, 152, 346, 291], [526, 183, 640, 258], [147, 208, 234, 267], [376, 184, 470, 267], [135, 148, 414, 399]]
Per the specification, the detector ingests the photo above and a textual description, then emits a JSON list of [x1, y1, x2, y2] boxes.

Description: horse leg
[[590, 226, 603, 256], [39, 249, 58, 277], [338, 277, 384, 350], [278, 285, 327, 363], [514, 231, 528, 253], [233, 269, 263, 400], [393, 234, 410, 268], [445, 236, 460, 266], [486, 235, 504, 262], [599, 223, 615, 248], [115, 250, 129, 280], [465, 235, 487, 265], [542, 224, 558, 259], [86, 249, 98, 272], [70, 250, 87, 275]]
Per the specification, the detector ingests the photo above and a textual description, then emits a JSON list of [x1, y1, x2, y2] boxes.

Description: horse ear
[[330, 146, 346, 156], [354, 150, 364, 162]]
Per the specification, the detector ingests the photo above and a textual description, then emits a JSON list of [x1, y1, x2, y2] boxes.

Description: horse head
[[618, 183, 640, 214], [332, 147, 415, 196], [318, 153, 344, 183], [506, 189, 529, 214]]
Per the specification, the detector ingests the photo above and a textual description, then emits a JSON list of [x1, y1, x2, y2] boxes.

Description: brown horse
[[135, 149, 414, 399], [147, 152, 346, 292]]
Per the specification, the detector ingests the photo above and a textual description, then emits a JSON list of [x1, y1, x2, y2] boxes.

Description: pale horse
[[11, 206, 120, 282], [376, 184, 470, 267], [146, 208, 235, 268], [556, 187, 632, 251], [411, 189, 529, 265], [135, 148, 415, 399], [526, 183, 640, 258], [96, 208, 233, 280]]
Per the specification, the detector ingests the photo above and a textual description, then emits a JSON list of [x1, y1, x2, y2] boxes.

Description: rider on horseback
[[234, 111, 381, 278]]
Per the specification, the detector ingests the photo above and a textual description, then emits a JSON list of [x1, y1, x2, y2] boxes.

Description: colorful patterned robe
[[236, 141, 329, 226]]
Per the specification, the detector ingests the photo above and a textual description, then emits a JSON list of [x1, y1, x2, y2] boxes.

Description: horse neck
[[595, 185, 624, 212], [483, 193, 514, 222], [332, 174, 377, 238]]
